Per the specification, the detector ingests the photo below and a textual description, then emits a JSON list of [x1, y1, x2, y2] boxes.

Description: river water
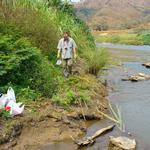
[[101, 43, 150, 150], [38, 43, 150, 150]]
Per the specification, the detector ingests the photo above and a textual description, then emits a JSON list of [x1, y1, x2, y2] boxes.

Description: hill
[[75, 0, 150, 30]]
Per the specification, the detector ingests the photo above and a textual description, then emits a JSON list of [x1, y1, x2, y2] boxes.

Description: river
[[100, 43, 150, 150], [38, 43, 150, 150]]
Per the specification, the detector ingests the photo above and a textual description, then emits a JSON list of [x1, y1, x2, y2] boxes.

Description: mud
[[0, 80, 107, 150]]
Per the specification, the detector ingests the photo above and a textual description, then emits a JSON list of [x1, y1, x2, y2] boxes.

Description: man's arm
[[73, 48, 77, 59], [72, 39, 77, 59], [57, 39, 62, 58]]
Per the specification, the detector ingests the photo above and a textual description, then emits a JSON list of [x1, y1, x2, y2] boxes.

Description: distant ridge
[[75, 0, 150, 29]]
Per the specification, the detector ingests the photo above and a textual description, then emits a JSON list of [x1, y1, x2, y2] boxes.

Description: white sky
[[71, 0, 80, 2]]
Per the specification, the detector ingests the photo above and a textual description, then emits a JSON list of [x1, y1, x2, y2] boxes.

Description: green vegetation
[[138, 33, 150, 45], [0, 26, 57, 98], [94, 30, 150, 45], [83, 48, 109, 75], [0, 107, 12, 120], [0, 0, 108, 108], [52, 76, 91, 107], [52, 75, 101, 107]]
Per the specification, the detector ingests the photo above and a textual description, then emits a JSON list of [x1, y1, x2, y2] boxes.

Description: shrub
[[52, 76, 91, 107], [83, 48, 109, 75], [0, 0, 59, 57], [0, 25, 57, 98], [138, 33, 150, 45], [31, 57, 58, 97], [0, 0, 96, 62], [0, 0, 108, 106], [0, 107, 11, 120], [16, 87, 41, 103]]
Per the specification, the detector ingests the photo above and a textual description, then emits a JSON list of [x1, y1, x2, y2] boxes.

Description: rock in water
[[142, 62, 150, 68], [108, 136, 136, 150], [122, 73, 150, 82]]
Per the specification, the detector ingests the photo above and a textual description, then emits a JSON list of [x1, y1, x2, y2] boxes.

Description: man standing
[[57, 32, 77, 77]]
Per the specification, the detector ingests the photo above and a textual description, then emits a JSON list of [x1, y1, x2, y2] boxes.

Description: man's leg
[[63, 59, 69, 77], [67, 59, 73, 74]]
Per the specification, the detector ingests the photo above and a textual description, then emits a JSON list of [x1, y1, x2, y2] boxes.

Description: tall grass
[[97, 103, 125, 132], [0, 0, 109, 106], [83, 48, 109, 75], [1, 0, 95, 54], [94, 31, 150, 45], [1, 0, 107, 76], [0, 0, 59, 57], [0, 25, 57, 98]]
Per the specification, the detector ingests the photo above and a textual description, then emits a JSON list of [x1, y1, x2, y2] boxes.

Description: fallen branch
[[96, 107, 119, 124], [96, 105, 125, 132], [73, 125, 115, 146]]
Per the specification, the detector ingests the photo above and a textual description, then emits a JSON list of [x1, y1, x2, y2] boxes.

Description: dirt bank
[[0, 75, 108, 150]]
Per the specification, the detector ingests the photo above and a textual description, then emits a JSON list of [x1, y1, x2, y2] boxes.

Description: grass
[[97, 103, 125, 132], [93, 30, 150, 45], [0, 0, 109, 108], [52, 75, 93, 107], [83, 48, 109, 76]]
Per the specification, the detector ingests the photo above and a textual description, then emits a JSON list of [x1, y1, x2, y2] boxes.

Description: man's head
[[63, 32, 69, 41]]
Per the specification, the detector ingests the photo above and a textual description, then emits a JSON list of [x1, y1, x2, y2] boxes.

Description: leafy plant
[[0, 106, 12, 120], [16, 87, 40, 103], [83, 48, 109, 75], [0, 24, 57, 98], [138, 33, 150, 45]]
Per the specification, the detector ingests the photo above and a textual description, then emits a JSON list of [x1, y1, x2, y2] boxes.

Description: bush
[[0, 0, 108, 106], [0, 0, 59, 57], [16, 87, 40, 103], [31, 57, 58, 97], [52, 76, 91, 107], [0, 25, 57, 98], [138, 33, 150, 45], [83, 48, 109, 75]]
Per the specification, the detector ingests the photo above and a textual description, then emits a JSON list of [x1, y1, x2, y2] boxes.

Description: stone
[[142, 62, 150, 68], [108, 136, 136, 150], [122, 73, 150, 82]]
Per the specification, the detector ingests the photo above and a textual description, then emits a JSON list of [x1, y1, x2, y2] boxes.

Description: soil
[[0, 77, 108, 150]]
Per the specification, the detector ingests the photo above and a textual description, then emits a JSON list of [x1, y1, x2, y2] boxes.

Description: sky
[[62, 0, 80, 3], [71, 0, 80, 2]]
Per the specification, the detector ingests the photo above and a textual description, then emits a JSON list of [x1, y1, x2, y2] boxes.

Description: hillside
[[75, 0, 150, 30]]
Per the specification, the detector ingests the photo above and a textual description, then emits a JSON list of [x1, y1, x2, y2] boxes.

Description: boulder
[[142, 62, 150, 68], [108, 136, 136, 150], [122, 73, 150, 82]]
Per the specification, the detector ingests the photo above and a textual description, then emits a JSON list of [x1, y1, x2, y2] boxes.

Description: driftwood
[[72, 125, 115, 146], [122, 73, 150, 82], [142, 62, 150, 68]]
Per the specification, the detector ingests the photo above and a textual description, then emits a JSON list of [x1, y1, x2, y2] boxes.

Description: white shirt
[[57, 37, 77, 59]]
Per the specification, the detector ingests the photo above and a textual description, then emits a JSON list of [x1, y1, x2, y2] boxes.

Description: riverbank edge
[[0, 74, 108, 150], [93, 30, 150, 46]]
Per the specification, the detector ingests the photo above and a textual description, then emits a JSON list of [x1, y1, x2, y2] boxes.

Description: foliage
[[94, 32, 145, 45], [0, 107, 11, 120], [138, 33, 150, 45], [83, 48, 109, 75], [52, 75, 92, 107], [0, 24, 57, 98], [16, 87, 40, 103], [0, 0, 97, 62], [0, 0, 109, 106], [0, 0, 59, 57]]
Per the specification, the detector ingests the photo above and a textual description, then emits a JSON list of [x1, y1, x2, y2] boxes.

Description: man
[[57, 32, 77, 77]]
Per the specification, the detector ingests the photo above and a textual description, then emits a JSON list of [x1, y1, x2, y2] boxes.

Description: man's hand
[[74, 53, 77, 59], [57, 51, 60, 59]]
